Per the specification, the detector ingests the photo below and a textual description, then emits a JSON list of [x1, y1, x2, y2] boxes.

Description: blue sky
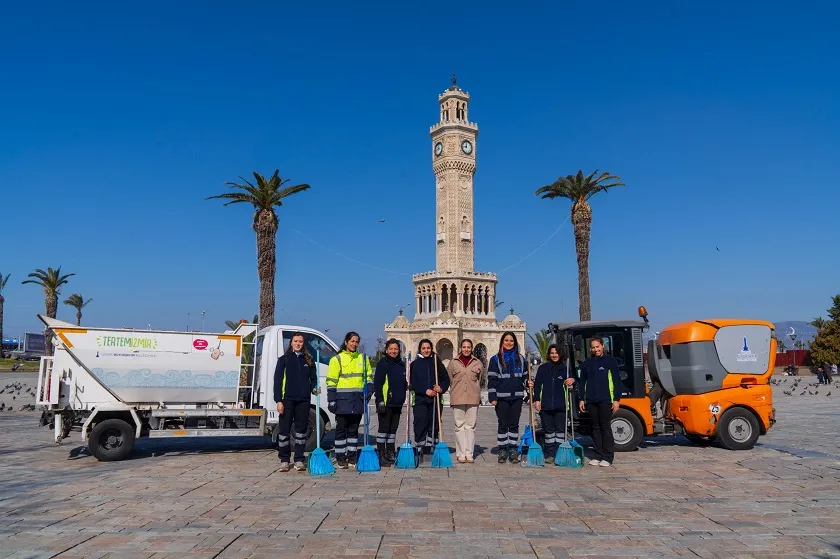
[[1, 1, 838, 351]]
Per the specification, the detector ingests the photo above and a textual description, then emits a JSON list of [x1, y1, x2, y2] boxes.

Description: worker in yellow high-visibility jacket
[[326, 331, 373, 469]]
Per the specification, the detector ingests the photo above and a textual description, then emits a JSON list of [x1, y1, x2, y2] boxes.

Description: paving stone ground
[[1, 373, 839, 558]]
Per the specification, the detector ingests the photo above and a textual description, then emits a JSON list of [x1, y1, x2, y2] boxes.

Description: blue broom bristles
[[525, 441, 545, 467], [356, 444, 380, 472], [308, 447, 335, 476], [431, 441, 452, 468], [555, 441, 582, 468], [395, 442, 417, 469]]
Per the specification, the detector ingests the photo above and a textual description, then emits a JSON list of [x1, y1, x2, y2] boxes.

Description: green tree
[[528, 328, 553, 361], [535, 170, 625, 321], [63, 293, 92, 326], [208, 170, 310, 329], [809, 295, 840, 366], [0, 273, 9, 357], [22, 267, 74, 356], [776, 339, 787, 353]]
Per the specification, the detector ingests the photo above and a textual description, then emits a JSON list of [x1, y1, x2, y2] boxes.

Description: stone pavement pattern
[[0, 374, 839, 558]]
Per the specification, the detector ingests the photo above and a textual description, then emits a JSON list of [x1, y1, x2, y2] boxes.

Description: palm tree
[[207, 170, 310, 329], [63, 294, 92, 326], [810, 317, 827, 330], [776, 339, 787, 353], [535, 170, 625, 321], [225, 314, 259, 331], [0, 273, 9, 357], [528, 328, 553, 361], [22, 267, 74, 356]]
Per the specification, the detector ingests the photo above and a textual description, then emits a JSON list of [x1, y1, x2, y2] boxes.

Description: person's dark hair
[[285, 332, 314, 367], [417, 338, 434, 355], [545, 343, 567, 362], [496, 331, 520, 372], [340, 331, 361, 352]]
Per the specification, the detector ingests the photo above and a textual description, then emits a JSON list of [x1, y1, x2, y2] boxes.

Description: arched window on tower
[[441, 284, 449, 312]]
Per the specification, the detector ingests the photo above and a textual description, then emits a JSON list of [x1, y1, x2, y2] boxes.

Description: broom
[[555, 386, 582, 468], [308, 349, 335, 476], [431, 355, 453, 468], [395, 352, 417, 469], [356, 353, 380, 472], [525, 362, 545, 467]]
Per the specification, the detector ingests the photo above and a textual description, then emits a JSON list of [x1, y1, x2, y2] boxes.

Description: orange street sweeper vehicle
[[547, 307, 776, 451]]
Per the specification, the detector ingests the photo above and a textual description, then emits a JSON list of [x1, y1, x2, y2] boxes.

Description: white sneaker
[[599, 460, 611, 467], [589, 459, 601, 466]]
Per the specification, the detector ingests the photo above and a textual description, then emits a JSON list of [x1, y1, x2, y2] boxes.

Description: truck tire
[[88, 418, 136, 462], [611, 408, 644, 452], [305, 408, 326, 453], [716, 407, 760, 451]]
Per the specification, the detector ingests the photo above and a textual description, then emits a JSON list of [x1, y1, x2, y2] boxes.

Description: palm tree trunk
[[255, 210, 277, 329], [76, 310, 82, 326], [45, 293, 58, 356], [571, 200, 593, 321]]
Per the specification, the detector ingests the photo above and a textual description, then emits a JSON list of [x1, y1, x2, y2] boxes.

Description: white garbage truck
[[35, 315, 342, 461]]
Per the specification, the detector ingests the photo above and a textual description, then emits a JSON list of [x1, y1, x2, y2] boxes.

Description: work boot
[[377, 443, 387, 465], [293, 461, 306, 472], [336, 456, 348, 469], [384, 446, 395, 466], [497, 447, 508, 463], [279, 462, 291, 472], [508, 449, 521, 464]]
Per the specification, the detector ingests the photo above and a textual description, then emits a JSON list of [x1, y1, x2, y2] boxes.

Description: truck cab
[[548, 319, 652, 451], [250, 325, 340, 440]]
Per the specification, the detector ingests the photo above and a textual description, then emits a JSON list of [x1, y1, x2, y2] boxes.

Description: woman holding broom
[[326, 332, 373, 470], [447, 339, 482, 463], [373, 339, 407, 466], [487, 332, 528, 464], [273, 332, 319, 472], [409, 339, 449, 463], [530, 343, 575, 464]]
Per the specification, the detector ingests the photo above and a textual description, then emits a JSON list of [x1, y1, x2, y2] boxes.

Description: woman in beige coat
[[448, 339, 483, 463]]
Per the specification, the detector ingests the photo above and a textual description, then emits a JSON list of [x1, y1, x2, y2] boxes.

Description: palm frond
[[0, 272, 10, 292]]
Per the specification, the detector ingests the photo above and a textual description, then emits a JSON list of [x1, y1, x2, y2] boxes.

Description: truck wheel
[[716, 407, 759, 450], [611, 408, 643, 452], [88, 418, 135, 462], [305, 408, 326, 453]]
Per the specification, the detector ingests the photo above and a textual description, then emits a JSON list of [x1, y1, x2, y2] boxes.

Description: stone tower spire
[[430, 79, 478, 274]]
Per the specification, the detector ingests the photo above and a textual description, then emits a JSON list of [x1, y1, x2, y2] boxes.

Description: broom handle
[[316, 349, 321, 449], [363, 353, 369, 445], [529, 362, 535, 430], [406, 352, 411, 442], [434, 356, 443, 438]]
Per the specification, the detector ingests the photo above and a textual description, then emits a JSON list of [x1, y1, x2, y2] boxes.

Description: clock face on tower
[[461, 139, 473, 155], [434, 142, 443, 156]]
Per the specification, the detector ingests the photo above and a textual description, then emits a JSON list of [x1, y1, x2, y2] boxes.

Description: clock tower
[[385, 77, 526, 373], [430, 75, 478, 274]]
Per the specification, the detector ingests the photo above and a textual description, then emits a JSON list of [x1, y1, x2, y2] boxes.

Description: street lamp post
[[201, 311, 206, 333]]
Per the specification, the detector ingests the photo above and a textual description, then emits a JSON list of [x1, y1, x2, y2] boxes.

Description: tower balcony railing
[[429, 120, 478, 134], [412, 270, 498, 281]]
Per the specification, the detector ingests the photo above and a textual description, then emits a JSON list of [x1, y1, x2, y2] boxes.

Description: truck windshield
[[281, 331, 337, 366]]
